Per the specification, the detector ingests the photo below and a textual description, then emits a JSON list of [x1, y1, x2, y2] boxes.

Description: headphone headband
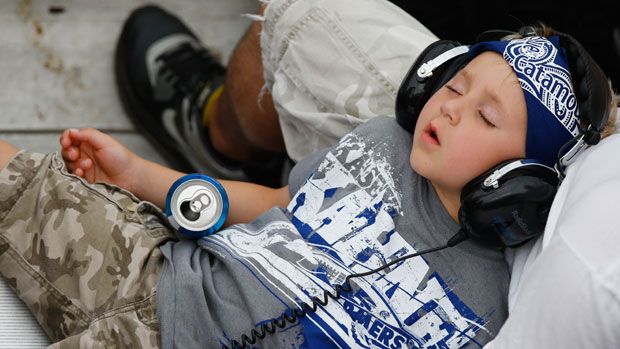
[[556, 32, 611, 140], [416, 45, 470, 79]]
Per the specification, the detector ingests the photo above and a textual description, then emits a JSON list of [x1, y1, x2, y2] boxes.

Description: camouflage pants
[[0, 151, 176, 348]]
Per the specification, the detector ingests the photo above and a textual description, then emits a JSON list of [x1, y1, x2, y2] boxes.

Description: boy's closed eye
[[444, 84, 496, 128], [478, 110, 496, 127], [445, 84, 462, 95]]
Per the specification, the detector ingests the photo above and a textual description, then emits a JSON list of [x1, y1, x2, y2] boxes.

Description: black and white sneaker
[[115, 5, 246, 180]]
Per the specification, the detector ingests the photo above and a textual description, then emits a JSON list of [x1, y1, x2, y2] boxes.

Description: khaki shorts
[[261, 0, 438, 161], [0, 151, 175, 348]]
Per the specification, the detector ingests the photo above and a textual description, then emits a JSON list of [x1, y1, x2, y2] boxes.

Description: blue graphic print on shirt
[[204, 132, 490, 348]]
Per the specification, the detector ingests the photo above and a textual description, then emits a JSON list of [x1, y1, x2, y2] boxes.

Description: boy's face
[[410, 51, 527, 193]]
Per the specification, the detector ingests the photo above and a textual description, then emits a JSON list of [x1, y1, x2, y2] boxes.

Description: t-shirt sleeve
[[287, 147, 331, 197], [287, 116, 405, 197]]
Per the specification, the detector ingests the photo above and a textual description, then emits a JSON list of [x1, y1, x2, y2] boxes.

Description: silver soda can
[[165, 174, 229, 239]]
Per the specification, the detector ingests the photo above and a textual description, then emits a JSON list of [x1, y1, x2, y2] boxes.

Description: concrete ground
[[0, 0, 257, 347]]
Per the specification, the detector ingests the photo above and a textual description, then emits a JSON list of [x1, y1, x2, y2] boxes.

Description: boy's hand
[[59, 128, 142, 192]]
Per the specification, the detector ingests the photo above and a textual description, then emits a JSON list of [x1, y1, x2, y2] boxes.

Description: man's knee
[[0, 141, 19, 170]]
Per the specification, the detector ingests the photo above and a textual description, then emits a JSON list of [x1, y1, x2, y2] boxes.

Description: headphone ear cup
[[395, 40, 471, 133], [458, 161, 559, 249]]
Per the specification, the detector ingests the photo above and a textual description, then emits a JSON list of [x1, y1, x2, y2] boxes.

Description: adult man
[[115, 1, 437, 186]]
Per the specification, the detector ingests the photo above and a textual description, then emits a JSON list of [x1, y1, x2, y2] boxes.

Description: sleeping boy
[[0, 26, 616, 348]]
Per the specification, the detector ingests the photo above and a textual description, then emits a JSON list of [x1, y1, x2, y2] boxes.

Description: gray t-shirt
[[157, 116, 509, 348]]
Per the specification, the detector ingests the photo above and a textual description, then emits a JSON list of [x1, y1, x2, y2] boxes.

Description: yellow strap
[[202, 85, 225, 126]]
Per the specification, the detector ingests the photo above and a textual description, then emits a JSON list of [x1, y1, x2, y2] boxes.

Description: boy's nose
[[440, 99, 462, 125]]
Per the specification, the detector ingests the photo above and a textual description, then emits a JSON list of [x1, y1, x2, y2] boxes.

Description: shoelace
[[155, 42, 223, 96]]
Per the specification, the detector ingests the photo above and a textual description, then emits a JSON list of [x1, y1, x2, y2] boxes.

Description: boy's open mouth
[[423, 124, 440, 145]]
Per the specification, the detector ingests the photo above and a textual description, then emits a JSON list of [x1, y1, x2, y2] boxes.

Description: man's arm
[[132, 157, 290, 226]]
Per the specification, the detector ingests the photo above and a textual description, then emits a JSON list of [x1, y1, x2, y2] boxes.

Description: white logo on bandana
[[503, 36, 579, 136]]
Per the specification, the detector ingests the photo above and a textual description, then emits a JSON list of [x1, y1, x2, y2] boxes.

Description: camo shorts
[[0, 151, 176, 348]]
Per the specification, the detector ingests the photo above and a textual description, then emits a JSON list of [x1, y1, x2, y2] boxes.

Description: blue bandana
[[468, 36, 579, 166]]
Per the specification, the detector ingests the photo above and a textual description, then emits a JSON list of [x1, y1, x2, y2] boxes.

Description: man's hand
[[59, 128, 142, 192]]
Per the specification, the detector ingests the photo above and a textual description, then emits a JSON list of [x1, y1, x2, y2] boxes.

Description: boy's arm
[[133, 157, 291, 226]]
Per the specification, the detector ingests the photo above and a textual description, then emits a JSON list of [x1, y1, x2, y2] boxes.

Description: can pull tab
[[166, 174, 229, 239], [180, 194, 212, 222]]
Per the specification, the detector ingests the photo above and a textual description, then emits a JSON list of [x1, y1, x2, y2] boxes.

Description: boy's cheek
[[409, 149, 416, 172], [409, 147, 434, 179]]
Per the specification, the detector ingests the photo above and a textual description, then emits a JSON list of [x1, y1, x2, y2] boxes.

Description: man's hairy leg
[[208, 5, 284, 162], [0, 141, 19, 171]]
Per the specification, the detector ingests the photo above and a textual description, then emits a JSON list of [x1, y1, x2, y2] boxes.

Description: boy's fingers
[[59, 129, 69, 148], [61, 146, 78, 161], [60, 128, 80, 148], [65, 161, 76, 173], [68, 147, 79, 161], [74, 167, 84, 177], [61, 148, 70, 161], [80, 158, 92, 169], [69, 128, 109, 150]]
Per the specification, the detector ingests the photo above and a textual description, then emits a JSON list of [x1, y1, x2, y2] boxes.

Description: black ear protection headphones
[[395, 25, 612, 249], [227, 26, 612, 349]]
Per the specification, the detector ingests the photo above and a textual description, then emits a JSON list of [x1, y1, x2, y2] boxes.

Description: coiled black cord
[[224, 229, 469, 349]]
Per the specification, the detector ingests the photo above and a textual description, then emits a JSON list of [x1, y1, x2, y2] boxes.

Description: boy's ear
[[395, 40, 471, 133]]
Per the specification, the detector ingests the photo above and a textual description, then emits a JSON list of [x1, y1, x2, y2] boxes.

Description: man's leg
[[258, 0, 439, 161], [115, 5, 284, 186], [206, 0, 440, 162], [115, 0, 438, 176], [0, 149, 174, 346], [207, 8, 284, 162]]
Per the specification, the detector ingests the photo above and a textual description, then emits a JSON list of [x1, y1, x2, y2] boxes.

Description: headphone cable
[[225, 229, 469, 349]]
